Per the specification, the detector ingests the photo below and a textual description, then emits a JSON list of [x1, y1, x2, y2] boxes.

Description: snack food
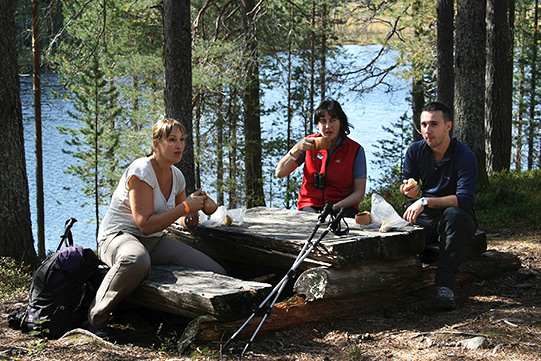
[[407, 178, 418, 186], [223, 215, 233, 226], [314, 137, 331, 151], [355, 211, 372, 225], [202, 196, 218, 215]]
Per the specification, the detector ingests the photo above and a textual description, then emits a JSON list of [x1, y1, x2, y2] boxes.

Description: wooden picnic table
[[127, 206, 520, 352], [167, 206, 427, 270]]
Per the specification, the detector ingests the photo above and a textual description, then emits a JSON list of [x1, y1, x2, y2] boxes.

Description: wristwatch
[[420, 197, 428, 207]]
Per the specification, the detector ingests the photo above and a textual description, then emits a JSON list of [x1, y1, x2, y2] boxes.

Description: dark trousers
[[416, 207, 477, 290], [300, 205, 358, 218]]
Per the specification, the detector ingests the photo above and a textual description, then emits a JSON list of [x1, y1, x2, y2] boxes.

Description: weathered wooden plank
[[167, 207, 426, 269], [178, 250, 521, 348], [293, 256, 423, 301], [127, 265, 271, 321]]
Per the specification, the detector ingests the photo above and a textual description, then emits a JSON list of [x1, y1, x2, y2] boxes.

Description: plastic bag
[[370, 193, 409, 232], [200, 206, 246, 228]]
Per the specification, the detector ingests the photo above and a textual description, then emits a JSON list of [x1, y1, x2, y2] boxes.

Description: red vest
[[297, 134, 361, 210]]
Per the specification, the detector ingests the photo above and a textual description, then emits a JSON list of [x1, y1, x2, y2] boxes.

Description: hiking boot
[[433, 286, 456, 311]]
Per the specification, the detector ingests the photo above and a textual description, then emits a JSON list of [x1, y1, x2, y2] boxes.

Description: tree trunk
[[0, 0, 37, 261], [241, 0, 265, 208], [320, 3, 327, 102], [32, 0, 45, 258], [527, 0, 538, 170], [216, 93, 225, 205], [163, 0, 195, 193], [436, 0, 454, 111], [411, 76, 424, 142], [485, 0, 515, 172], [454, 0, 489, 189], [515, 48, 525, 171], [227, 89, 239, 207], [412, 0, 425, 143]]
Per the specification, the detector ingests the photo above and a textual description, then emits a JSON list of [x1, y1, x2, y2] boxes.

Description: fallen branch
[[412, 331, 489, 339]]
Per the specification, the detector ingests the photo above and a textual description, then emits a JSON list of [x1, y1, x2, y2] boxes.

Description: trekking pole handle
[[330, 208, 345, 232], [318, 201, 333, 224]]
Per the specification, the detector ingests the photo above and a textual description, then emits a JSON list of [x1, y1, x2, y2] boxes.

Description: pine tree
[[57, 55, 124, 241]]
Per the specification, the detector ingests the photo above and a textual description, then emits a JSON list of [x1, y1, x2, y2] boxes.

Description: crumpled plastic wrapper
[[369, 193, 409, 232], [200, 206, 246, 228]]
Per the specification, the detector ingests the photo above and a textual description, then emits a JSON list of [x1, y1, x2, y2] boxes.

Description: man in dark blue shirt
[[400, 102, 477, 311]]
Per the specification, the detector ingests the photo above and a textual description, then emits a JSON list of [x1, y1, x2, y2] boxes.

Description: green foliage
[[56, 55, 126, 211], [512, 0, 541, 171], [475, 170, 541, 233], [359, 111, 413, 214], [0, 257, 33, 304], [384, 0, 437, 94], [155, 323, 180, 355]]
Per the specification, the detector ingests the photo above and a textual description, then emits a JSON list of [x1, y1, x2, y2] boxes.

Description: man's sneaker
[[434, 286, 456, 311]]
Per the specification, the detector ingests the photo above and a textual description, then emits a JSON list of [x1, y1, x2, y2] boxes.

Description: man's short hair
[[422, 102, 452, 123]]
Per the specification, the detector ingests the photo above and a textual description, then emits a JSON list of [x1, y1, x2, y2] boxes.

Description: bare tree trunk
[[163, 0, 195, 193], [412, 77, 424, 142], [286, 4, 293, 209], [412, 0, 424, 143], [437, 0, 454, 111], [320, 2, 327, 102], [32, 0, 45, 258], [227, 90, 239, 207], [454, 0, 489, 188], [216, 93, 225, 205], [485, 0, 515, 172], [194, 90, 202, 190], [0, 0, 37, 261], [527, 0, 538, 170], [240, 0, 265, 208], [309, 1, 316, 135], [515, 58, 525, 171]]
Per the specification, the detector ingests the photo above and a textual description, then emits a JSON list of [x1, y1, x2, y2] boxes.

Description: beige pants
[[88, 231, 226, 328]]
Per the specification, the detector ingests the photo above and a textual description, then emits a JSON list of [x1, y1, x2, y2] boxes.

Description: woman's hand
[[184, 189, 207, 213], [296, 137, 316, 152], [183, 211, 200, 229]]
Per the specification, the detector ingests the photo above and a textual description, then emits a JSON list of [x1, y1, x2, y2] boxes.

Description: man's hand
[[403, 199, 424, 225], [401, 179, 420, 198]]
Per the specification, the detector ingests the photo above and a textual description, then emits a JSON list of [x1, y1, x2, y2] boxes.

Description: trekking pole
[[292, 201, 334, 265], [56, 218, 77, 252], [220, 203, 333, 355], [221, 207, 347, 356]]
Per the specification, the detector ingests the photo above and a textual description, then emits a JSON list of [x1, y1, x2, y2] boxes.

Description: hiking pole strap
[[56, 218, 78, 252]]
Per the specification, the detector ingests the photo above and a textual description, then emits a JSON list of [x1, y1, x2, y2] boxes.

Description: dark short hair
[[422, 101, 452, 123], [314, 100, 351, 135]]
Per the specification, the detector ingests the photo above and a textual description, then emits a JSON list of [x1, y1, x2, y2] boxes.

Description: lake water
[[21, 44, 410, 252]]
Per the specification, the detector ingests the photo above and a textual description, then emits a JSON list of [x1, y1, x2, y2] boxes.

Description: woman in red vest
[[276, 100, 367, 218]]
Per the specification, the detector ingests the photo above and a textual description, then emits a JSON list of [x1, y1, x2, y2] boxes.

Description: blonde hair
[[150, 118, 186, 154]]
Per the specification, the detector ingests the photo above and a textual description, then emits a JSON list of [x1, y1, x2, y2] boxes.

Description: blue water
[[22, 45, 410, 252]]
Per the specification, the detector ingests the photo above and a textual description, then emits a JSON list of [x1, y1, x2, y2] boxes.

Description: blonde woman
[[88, 118, 225, 333]]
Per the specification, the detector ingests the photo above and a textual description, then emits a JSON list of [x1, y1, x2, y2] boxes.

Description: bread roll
[[314, 137, 331, 150]]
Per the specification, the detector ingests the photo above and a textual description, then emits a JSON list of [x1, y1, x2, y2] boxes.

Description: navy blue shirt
[[402, 137, 477, 211]]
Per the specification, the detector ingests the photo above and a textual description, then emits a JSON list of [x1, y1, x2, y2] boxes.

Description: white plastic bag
[[370, 193, 409, 232], [200, 206, 246, 228]]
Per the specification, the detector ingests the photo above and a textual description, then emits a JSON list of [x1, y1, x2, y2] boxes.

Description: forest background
[[1, 0, 541, 261]]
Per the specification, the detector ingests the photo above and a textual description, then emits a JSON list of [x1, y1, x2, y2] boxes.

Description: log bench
[[124, 207, 519, 352]]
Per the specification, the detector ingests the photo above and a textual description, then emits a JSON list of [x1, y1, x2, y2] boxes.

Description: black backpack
[[8, 219, 104, 339]]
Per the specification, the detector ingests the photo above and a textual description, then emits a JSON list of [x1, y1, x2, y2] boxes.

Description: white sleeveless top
[[97, 157, 186, 243]]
